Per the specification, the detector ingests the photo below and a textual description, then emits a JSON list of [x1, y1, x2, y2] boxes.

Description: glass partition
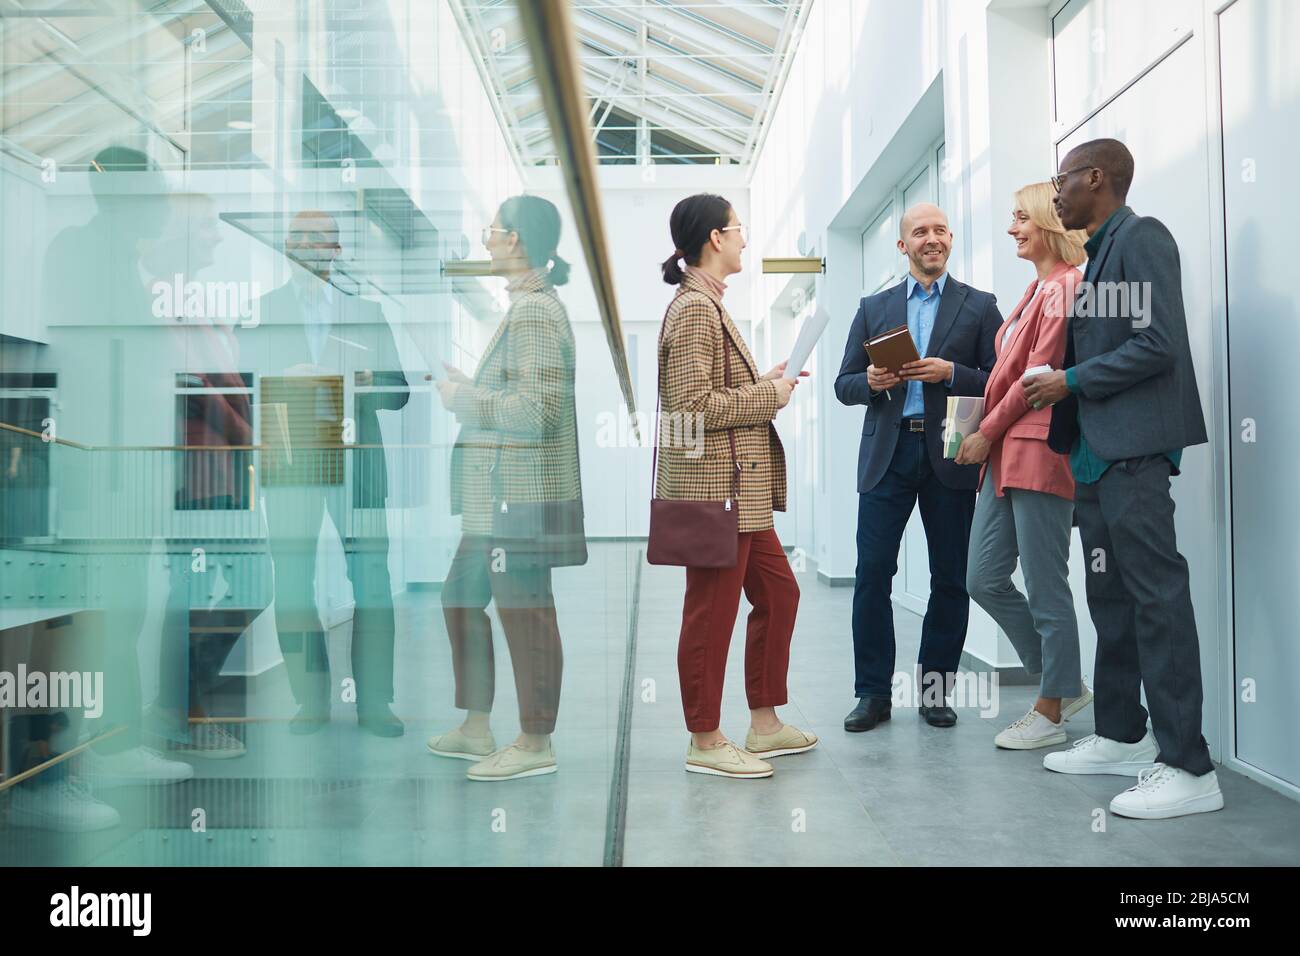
[[0, 0, 638, 866]]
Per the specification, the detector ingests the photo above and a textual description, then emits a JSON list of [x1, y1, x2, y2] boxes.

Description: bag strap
[[652, 291, 741, 504]]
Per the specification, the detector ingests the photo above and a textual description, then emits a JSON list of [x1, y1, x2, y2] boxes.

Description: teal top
[[1066, 208, 1182, 483]]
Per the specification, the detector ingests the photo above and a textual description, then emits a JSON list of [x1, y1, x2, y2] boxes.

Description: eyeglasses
[[1051, 165, 1096, 192], [719, 224, 747, 242], [481, 225, 513, 245]]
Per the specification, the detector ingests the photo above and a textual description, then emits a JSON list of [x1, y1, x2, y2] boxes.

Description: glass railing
[[0, 0, 639, 867]]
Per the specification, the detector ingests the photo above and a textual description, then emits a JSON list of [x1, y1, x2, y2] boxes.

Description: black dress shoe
[[844, 697, 892, 732], [918, 705, 957, 727], [357, 703, 405, 738], [289, 705, 329, 735]]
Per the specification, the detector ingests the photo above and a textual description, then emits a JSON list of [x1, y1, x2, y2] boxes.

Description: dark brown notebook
[[863, 324, 921, 373]]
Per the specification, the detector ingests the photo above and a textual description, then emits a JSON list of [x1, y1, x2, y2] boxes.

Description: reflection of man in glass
[[427, 195, 585, 781], [11, 146, 194, 833], [254, 211, 408, 737], [152, 193, 255, 759]]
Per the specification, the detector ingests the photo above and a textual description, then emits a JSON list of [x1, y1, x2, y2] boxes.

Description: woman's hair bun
[[661, 250, 686, 285]]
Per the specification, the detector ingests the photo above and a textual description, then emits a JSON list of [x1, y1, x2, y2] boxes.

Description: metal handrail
[[516, 0, 639, 427]]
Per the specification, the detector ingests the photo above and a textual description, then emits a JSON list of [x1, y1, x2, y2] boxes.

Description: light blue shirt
[[902, 272, 949, 416], [292, 272, 336, 367]]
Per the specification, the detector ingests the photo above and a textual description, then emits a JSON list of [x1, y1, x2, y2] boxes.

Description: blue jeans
[[852, 430, 976, 699]]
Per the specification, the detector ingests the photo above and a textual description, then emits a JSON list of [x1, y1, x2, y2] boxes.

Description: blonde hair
[[1013, 182, 1087, 266]]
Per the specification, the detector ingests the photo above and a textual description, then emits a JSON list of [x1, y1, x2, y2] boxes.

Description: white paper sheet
[[785, 304, 831, 376]]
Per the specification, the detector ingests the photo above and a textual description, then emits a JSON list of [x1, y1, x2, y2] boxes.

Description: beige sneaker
[[1062, 683, 1094, 720], [685, 739, 774, 779], [466, 741, 557, 781], [427, 728, 497, 761], [994, 708, 1067, 750], [744, 723, 819, 758]]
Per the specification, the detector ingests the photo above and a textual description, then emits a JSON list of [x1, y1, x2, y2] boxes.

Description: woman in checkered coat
[[657, 193, 819, 779], [428, 195, 582, 782]]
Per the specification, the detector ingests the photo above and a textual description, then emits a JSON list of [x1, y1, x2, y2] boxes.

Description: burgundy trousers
[[678, 528, 799, 732], [441, 536, 563, 735]]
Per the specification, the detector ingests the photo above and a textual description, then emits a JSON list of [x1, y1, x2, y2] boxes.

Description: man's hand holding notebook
[[863, 325, 921, 400]]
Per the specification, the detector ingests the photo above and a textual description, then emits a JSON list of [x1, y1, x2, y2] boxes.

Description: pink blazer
[[978, 260, 1079, 500]]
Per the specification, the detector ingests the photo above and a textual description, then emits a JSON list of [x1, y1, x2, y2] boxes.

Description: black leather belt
[[903, 418, 925, 433]]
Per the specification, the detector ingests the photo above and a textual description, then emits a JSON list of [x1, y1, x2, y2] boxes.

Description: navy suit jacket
[[835, 275, 1001, 492]]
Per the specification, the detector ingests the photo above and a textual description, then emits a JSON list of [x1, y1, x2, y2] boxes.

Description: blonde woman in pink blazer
[[956, 182, 1092, 750]]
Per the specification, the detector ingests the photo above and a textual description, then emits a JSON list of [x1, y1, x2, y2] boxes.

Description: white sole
[[745, 741, 818, 758], [996, 732, 1067, 750], [685, 762, 773, 779], [1043, 756, 1156, 776], [1110, 790, 1224, 820], [466, 763, 557, 781], [5, 810, 121, 833], [86, 774, 194, 789], [171, 748, 246, 760], [427, 745, 494, 761]]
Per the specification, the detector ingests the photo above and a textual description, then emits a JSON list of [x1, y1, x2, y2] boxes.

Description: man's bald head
[[285, 209, 341, 279], [897, 202, 953, 281], [899, 202, 948, 240], [287, 209, 339, 240]]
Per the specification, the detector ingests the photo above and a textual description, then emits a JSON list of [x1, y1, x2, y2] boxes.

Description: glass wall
[[0, 0, 636, 865]]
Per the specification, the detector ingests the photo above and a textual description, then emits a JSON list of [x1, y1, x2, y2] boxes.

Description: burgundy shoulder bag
[[646, 303, 740, 568]]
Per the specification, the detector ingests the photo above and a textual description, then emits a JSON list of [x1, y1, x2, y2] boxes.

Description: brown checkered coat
[[655, 272, 787, 533], [449, 271, 581, 534]]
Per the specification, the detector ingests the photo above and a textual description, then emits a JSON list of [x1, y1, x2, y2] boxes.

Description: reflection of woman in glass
[[429, 195, 583, 781]]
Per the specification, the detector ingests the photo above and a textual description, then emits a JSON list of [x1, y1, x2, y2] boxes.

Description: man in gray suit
[[1024, 139, 1222, 819], [252, 211, 410, 738]]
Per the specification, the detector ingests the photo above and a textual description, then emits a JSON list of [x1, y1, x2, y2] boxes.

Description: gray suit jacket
[[835, 276, 1001, 492], [1047, 206, 1208, 459]]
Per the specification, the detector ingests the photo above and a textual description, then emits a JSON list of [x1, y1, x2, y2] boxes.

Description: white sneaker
[[1061, 683, 1094, 720], [1110, 764, 1224, 819], [995, 709, 1066, 750], [5, 778, 121, 832], [79, 746, 195, 788], [1042, 731, 1157, 776], [171, 724, 246, 760]]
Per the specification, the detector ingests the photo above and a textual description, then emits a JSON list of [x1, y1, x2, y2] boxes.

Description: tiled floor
[[621, 555, 1300, 867], [3, 543, 1296, 866]]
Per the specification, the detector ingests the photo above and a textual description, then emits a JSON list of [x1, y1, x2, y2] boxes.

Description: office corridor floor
[[625, 557, 1300, 866], [3, 544, 1295, 867]]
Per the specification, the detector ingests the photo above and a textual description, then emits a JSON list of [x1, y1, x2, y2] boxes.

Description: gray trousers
[[1074, 455, 1212, 775], [967, 472, 1082, 699]]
